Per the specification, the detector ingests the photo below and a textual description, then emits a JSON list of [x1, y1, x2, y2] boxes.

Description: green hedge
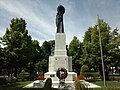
[[17, 70, 30, 81], [108, 75, 120, 81]]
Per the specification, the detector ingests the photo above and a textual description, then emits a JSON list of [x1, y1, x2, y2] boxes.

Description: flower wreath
[[56, 67, 68, 80]]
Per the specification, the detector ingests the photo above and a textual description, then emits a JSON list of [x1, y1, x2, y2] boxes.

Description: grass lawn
[[16, 81, 34, 88], [0, 81, 58, 90], [93, 80, 120, 90], [0, 81, 34, 89]]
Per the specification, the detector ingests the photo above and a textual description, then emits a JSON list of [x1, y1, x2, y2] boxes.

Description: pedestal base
[[44, 72, 77, 88], [44, 72, 77, 81]]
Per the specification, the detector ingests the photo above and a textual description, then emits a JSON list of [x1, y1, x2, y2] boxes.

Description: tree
[[81, 27, 93, 66], [68, 36, 82, 74], [28, 40, 43, 78], [107, 28, 120, 72], [35, 60, 46, 75], [41, 41, 51, 60], [1, 18, 33, 77], [0, 45, 4, 75], [41, 40, 55, 73], [82, 18, 111, 77]]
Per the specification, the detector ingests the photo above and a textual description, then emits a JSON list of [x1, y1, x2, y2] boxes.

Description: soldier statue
[[56, 5, 65, 33]]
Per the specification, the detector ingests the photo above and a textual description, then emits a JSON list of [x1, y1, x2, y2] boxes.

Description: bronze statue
[[56, 5, 65, 33]]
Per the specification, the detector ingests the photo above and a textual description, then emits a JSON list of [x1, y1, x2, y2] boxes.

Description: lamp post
[[97, 16, 106, 86]]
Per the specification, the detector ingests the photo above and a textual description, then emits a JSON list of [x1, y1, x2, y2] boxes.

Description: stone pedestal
[[49, 56, 73, 72], [45, 72, 76, 81], [44, 33, 77, 84], [55, 33, 67, 55]]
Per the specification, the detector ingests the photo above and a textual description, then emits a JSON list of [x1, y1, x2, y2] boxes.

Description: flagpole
[[97, 15, 106, 87]]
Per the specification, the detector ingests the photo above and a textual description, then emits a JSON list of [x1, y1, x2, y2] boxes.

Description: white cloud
[[0, 27, 6, 37], [0, 0, 55, 42], [0, 0, 120, 45]]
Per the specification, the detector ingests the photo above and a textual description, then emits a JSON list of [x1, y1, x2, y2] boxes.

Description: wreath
[[56, 67, 68, 80]]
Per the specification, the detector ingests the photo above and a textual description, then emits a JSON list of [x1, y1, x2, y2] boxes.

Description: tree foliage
[[81, 18, 120, 77], [1, 18, 33, 77], [0, 46, 4, 75], [108, 28, 120, 67], [67, 18, 120, 77], [68, 36, 82, 74], [39, 40, 55, 73], [0, 17, 120, 79], [0, 18, 54, 77]]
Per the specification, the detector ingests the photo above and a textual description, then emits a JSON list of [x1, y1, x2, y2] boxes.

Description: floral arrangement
[[56, 67, 68, 80], [77, 75, 85, 80], [36, 75, 45, 80]]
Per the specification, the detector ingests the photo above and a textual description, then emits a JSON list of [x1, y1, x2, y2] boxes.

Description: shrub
[[74, 79, 86, 90], [80, 65, 89, 79], [74, 79, 80, 90], [0, 78, 8, 85], [44, 78, 52, 90], [0, 77, 16, 85], [108, 75, 120, 81], [17, 70, 30, 81], [90, 72, 100, 79]]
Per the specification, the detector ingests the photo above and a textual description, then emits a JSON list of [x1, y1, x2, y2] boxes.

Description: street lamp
[[97, 16, 106, 86]]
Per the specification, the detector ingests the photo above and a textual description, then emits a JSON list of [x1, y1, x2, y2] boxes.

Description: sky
[[0, 0, 120, 46]]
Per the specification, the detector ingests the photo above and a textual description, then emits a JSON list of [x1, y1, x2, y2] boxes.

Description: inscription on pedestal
[[50, 74, 55, 77]]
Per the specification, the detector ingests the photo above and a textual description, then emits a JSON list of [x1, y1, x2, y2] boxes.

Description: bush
[[74, 79, 80, 90], [17, 70, 30, 81], [0, 78, 8, 85], [80, 65, 89, 79], [44, 78, 52, 90], [74, 79, 86, 90], [0, 77, 16, 86], [88, 72, 100, 80]]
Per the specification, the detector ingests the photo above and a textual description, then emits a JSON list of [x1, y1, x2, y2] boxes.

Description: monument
[[44, 5, 77, 86]]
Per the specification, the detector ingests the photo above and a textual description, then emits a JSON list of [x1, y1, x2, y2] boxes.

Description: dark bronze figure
[[56, 5, 65, 33]]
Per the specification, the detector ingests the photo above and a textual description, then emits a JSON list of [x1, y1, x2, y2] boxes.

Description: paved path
[[23, 80, 44, 88], [80, 80, 101, 88], [23, 80, 101, 89]]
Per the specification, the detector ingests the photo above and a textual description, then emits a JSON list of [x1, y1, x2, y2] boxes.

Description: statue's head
[[57, 5, 65, 14]]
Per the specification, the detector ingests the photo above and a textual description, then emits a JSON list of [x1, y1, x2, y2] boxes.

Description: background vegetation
[[0, 18, 120, 88]]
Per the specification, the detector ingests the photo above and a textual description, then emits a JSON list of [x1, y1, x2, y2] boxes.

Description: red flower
[[77, 75, 85, 80], [36, 75, 45, 80]]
